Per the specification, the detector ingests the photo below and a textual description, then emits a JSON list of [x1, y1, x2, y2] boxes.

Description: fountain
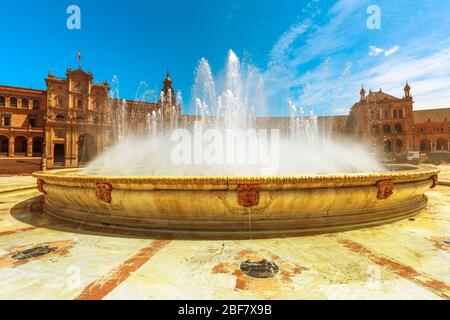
[[33, 50, 439, 236]]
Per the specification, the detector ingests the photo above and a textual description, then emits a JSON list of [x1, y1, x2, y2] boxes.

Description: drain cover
[[240, 259, 279, 278], [11, 246, 57, 260]]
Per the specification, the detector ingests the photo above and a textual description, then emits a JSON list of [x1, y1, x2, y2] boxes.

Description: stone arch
[[0, 135, 9, 155], [436, 138, 448, 151], [420, 139, 431, 152], [10, 97, 17, 108], [21, 98, 29, 108], [55, 114, 65, 121], [14, 136, 28, 155], [32, 137, 44, 155]]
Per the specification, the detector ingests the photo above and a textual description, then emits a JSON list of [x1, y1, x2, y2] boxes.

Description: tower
[[360, 85, 366, 101], [404, 81, 411, 98], [160, 72, 177, 106], [159, 72, 181, 128]]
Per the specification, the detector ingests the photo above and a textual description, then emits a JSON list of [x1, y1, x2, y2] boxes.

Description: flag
[[78, 51, 81, 62]]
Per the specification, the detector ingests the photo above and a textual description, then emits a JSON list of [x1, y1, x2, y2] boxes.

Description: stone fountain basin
[[32, 165, 439, 236]]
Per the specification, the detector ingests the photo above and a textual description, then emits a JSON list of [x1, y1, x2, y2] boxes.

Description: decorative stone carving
[[376, 179, 394, 200], [95, 183, 113, 204], [431, 174, 438, 189], [237, 184, 260, 208], [37, 179, 46, 194]]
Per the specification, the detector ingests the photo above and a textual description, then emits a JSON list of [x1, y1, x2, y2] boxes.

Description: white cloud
[[368, 45, 400, 57], [369, 45, 384, 56], [264, 0, 449, 115], [357, 46, 450, 109], [384, 45, 400, 56]]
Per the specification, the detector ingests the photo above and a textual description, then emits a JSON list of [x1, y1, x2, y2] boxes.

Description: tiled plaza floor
[[0, 176, 36, 193], [0, 176, 448, 299]]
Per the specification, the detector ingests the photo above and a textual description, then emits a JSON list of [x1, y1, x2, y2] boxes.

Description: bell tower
[[360, 85, 366, 101], [404, 81, 411, 98], [159, 72, 181, 128]]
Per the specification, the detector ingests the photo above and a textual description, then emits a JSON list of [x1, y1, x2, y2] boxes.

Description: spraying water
[[82, 50, 384, 176]]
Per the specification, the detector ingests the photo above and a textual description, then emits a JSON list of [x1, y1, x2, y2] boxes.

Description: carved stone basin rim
[[31, 165, 440, 236]]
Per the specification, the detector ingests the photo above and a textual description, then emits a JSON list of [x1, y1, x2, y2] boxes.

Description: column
[[73, 130, 79, 167], [27, 137, 33, 157], [8, 136, 14, 157], [65, 131, 71, 167], [46, 129, 54, 168]]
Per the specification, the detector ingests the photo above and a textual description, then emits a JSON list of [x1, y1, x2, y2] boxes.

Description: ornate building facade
[[0, 67, 180, 174], [346, 83, 450, 156]]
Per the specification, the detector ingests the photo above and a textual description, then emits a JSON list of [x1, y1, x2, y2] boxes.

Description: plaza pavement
[[0, 170, 448, 299]]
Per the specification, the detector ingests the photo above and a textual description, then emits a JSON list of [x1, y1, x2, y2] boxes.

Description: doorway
[[54, 144, 65, 166]]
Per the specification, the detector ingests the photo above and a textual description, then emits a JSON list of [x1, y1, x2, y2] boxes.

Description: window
[[383, 124, 391, 134], [56, 96, 63, 107], [55, 115, 65, 122], [10, 97, 17, 108], [77, 99, 83, 109], [22, 98, 29, 108], [29, 117, 36, 128], [394, 124, 403, 134], [3, 116, 11, 126], [384, 111, 389, 119], [0, 96, 5, 106], [393, 110, 398, 119], [398, 110, 403, 118], [33, 100, 40, 110], [95, 102, 101, 110]]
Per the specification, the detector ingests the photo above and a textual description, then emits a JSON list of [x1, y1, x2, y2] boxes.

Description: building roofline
[[111, 98, 158, 106], [0, 85, 46, 94]]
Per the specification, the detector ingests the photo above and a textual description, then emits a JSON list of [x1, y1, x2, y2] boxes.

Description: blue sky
[[0, 0, 449, 116]]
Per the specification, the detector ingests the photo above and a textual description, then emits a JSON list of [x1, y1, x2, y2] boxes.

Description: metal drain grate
[[11, 246, 57, 260], [240, 259, 279, 278]]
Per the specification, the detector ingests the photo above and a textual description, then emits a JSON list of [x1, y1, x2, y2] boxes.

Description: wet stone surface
[[240, 259, 280, 278], [11, 246, 57, 261]]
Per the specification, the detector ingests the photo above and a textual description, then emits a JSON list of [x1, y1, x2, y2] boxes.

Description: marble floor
[[0, 176, 448, 299]]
